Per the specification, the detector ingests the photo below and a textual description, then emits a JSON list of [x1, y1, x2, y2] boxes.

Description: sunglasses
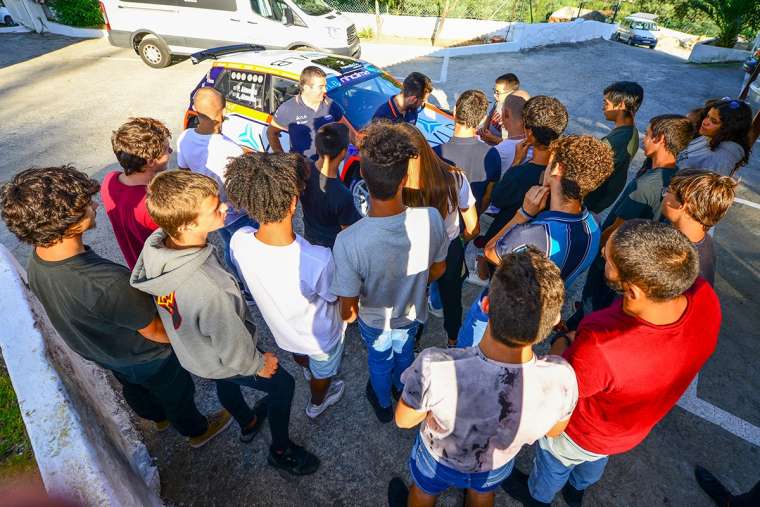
[[719, 96, 745, 109]]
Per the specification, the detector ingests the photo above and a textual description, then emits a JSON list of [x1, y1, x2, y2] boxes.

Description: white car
[[613, 15, 658, 49]]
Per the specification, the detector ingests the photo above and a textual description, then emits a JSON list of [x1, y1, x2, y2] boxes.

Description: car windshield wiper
[[191, 44, 266, 65]]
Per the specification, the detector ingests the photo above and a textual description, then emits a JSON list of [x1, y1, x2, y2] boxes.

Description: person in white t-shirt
[[225, 151, 345, 419], [398, 122, 479, 349], [388, 247, 578, 507], [176, 87, 255, 294]]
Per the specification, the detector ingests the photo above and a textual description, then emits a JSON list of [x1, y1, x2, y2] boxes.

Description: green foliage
[[0, 367, 34, 474], [50, 0, 104, 28], [358, 26, 375, 38], [687, 0, 760, 47]]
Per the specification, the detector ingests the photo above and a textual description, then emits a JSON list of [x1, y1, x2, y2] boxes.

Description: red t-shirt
[[100, 171, 158, 270], [563, 278, 720, 455]]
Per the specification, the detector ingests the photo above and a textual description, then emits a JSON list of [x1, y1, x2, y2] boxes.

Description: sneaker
[[240, 398, 269, 443], [465, 272, 489, 287], [305, 380, 345, 419], [427, 296, 443, 318], [155, 419, 171, 432], [365, 380, 393, 423], [561, 482, 585, 507], [189, 409, 233, 449], [694, 466, 733, 505], [302, 367, 312, 381], [501, 469, 550, 507], [267, 443, 320, 476], [387, 477, 409, 507]]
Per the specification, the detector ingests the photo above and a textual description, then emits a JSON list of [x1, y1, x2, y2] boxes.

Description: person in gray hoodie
[[131, 169, 319, 476]]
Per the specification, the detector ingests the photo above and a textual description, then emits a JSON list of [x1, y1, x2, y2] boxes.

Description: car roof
[[213, 50, 370, 80]]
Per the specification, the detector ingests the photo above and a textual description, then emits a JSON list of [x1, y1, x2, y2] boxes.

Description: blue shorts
[[408, 435, 514, 496], [308, 334, 344, 380]]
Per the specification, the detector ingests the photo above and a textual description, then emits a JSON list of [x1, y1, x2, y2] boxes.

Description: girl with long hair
[[397, 123, 479, 348], [679, 98, 753, 177]]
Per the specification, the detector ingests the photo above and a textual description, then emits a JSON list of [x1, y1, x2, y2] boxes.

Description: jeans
[[216, 214, 258, 297], [112, 352, 208, 437], [358, 319, 419, 409], [437, 237, 467, 342], [456, 288, 489, 348], [214, 367, 295, 451], [528, 441, 609, 503]]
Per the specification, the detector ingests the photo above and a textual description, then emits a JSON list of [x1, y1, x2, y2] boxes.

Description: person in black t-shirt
[[0, 166, 229, 448], [300, 123, 362, 247]]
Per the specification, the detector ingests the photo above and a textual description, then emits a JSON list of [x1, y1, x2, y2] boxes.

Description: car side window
[[214, 69, 268, 111], [178, 0, 235, 10], [270, 77, 300, 115]]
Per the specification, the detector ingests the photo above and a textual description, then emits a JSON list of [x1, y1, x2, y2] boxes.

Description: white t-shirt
[[177, 129, 245, 224], [230, 228, 343, 356], [401, 347, 578, 473], [444, 172, 476, 241]]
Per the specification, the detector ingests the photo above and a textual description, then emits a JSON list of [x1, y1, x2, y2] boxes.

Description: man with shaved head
[[176, 87, 256, 297]]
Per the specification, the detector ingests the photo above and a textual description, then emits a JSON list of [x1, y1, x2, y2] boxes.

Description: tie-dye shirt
[[401, 347, 578, 473]]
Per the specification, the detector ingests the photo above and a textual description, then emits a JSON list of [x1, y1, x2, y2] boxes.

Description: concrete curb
[[689, 41, 751, 64], [43, 21, 107, 38], [0, 245, 163, 506]]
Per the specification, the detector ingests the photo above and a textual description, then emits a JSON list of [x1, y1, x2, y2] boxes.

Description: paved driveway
[[1, 33, 759, 506]]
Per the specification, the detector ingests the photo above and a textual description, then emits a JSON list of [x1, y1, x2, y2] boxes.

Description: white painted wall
[[4, 0, 106, 37], [689, 42, 751, 63], [0, 245, 163, 506]]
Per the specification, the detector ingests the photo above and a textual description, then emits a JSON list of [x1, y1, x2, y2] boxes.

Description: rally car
[[184, 44, 455, 213]]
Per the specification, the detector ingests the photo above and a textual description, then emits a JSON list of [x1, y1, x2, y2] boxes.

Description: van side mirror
[[284, 7, 294, 25]]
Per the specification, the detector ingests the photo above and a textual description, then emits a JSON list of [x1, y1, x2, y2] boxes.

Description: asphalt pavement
[[0, 33, 759, 506]]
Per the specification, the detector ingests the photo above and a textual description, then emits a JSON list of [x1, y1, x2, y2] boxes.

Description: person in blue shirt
[[457, 135, 614, 348], [372, 72, 432, 125], [268, 66, 350, 161]]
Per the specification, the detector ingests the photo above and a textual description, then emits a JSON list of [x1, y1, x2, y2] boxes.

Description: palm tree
[[688, 0, 760, 48]]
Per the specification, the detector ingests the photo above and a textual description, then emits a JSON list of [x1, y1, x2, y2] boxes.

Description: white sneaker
[[302, 367, 312, 381], [305, 380, 345, 419], [465, 272, 489, 287], [427, 297, 443, 318]]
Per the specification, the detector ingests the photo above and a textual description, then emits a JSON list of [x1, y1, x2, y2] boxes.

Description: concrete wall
[[0, 245, 163, 506], [4, 0, 106, 37], [689, 41, 751, 64]]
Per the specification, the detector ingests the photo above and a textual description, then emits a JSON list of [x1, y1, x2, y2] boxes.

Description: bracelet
[[520, 206, 536, 219]]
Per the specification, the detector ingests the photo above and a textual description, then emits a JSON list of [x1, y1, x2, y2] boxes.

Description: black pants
[[437, 237, 467, 342], [112, 352, 208, 438], [567, 253, 617, 330], [215, 367, 295, 452]]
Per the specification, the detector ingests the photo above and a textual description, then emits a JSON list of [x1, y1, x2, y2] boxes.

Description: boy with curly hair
[[1, 166, 225, 448], [225, 152, 346, 419], [102, 117, 171, 269], [331, 122, 449, 423], [131, 170, 319, 475]]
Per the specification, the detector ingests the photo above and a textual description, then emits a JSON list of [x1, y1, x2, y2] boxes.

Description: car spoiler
[[191, 44, 266, 65]]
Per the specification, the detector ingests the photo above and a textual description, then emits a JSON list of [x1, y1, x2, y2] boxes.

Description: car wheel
[[3, 15, 12, 26], [292, 45, 317, 52], [649, 44, 656, 49], [350, 179, 370, 217], [627, 38, 634, 46], [138, 36, 172, 69], [611, 33, 619, 41]]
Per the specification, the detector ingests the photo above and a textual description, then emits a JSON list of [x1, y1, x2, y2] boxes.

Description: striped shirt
[[495, 209, 600, 287]]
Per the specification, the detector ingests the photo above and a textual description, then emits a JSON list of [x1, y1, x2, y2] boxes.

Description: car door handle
[[247, 20, 257, 24], [230, 17, 241, 21]]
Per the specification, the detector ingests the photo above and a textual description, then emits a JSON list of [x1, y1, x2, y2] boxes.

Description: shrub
[[358, 26, 375, 38], [50, 0, 104, 28]]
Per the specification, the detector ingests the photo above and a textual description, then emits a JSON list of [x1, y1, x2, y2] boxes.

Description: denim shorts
[[409, 435, 514, 495], [308, 334, 345, 380]]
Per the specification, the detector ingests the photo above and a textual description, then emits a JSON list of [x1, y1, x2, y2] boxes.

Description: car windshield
[[327, 72, 400, 129], [290, 0, 332, 16]]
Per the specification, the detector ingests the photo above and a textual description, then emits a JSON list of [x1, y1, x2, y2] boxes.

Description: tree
[[686, 0, 760, 48], [431, 0, 461, 46]]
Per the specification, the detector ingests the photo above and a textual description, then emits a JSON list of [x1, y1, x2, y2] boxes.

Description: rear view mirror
[[284, 7, 294, 25]]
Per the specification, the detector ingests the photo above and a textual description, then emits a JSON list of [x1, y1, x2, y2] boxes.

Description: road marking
[[735, 197, 760, 211], [677, 374, 760, 447]]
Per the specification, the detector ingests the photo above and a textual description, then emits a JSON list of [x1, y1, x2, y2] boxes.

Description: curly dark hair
[[708, 99, 752, 168], [523, 96, 568, 147], [224, 152, 308, 224], [454, 90, 489, 129], [111, 117, 172, 175], [608, 219, 698, 302], [358, 122, 418, 200], [1, 166, 100, 247], [549, 135, 614, 200], [489, 245, 565, 347]]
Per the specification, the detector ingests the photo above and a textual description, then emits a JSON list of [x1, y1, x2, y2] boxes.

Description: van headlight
[[326, 26, 344, 40]]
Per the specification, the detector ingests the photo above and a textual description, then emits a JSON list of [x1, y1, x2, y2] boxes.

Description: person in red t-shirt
[[101, 118, 171, 269], [502, 219, 721, 507]]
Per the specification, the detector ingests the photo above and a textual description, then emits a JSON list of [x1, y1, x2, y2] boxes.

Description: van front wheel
[[138, 36, 172, 68]]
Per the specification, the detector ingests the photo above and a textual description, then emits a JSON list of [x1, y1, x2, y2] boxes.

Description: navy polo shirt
[[273, 95, 344, 160], [372, 96, 419, 124]]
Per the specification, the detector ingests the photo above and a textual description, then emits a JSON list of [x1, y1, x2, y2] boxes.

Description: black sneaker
[[561, 481, 585, 507], [240, 398, 269, 443], [694, 466, 733, 505], [366, 380, 393, 423], [267, 443, 320, 476], [387, 477, 409, 507], [501, 469, 550, 507]]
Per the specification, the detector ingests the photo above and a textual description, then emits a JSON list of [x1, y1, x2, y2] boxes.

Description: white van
[[613, 15, 658, 49], [99, 0, 360, 68]]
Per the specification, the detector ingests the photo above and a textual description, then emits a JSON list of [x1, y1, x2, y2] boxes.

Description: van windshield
[[327, 72, 400, 129], [631, 21, 656, 30], [290, 0, 332, 16]]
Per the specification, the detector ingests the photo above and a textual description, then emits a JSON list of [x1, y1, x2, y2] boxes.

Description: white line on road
[[735, 197, 760, 211]]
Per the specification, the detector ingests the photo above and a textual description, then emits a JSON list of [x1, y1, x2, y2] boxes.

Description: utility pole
[[576, 1, 585, 19], [611, 2, 620, 23], [528, 0, 533, 23]]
